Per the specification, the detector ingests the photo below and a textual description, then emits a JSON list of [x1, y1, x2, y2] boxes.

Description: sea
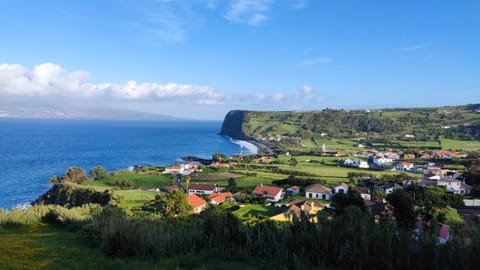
[[0, 118, 256, 210]]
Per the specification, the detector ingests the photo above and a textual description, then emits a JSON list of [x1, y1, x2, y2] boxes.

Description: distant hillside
[[220, 104, 480, 151]]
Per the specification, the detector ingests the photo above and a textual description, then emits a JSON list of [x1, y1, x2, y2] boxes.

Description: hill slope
[[220, 104, 480, 151]]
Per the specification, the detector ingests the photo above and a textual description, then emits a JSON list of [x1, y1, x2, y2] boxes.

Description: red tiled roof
[[187, 194, 207, 208], [209, 192, 233, 204], [252, 185, 282, 197]]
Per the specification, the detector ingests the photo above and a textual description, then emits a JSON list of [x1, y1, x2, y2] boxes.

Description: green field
[[82, 173, 173, 189], [441, 138, 480, 150], [192, 172, 244, 181], [232, 204, 278, 218], [0, 224, 277, 270]]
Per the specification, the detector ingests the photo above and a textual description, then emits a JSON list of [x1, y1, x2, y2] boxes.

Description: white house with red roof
[[395, 161, 414, 171], [208, 192, 233, 205], [252, 184, 284, 202], [287, 185, 300, 195], [187, 194, 207, 214]]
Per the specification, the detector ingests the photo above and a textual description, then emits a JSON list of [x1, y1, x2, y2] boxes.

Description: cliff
[[219, 110, 251, 140]]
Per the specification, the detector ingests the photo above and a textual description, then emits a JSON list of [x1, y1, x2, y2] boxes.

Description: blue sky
[[0, 0, 479, 119]]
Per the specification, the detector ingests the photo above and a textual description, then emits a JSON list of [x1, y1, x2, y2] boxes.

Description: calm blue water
[[0, 119, 242, 209]]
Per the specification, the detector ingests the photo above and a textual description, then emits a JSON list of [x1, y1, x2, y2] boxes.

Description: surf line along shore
[[230, 139, 259, 155]]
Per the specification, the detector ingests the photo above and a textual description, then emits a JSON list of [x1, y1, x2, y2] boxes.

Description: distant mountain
[[220, 104, 480, 148], [0, 100, 185, 121]]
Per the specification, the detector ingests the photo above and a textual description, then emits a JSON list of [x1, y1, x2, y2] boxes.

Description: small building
[[375, 183, 402, 194], [208, 192, 233, 205], [270, 200, 324, 222], [252, 185, 284, 202], [188, 183, 218, 195], [354, 186, 371, 201], [305, 184, 332, 200], [395, 162, 414, 171], [286, 185, 300, 195], [187, 194, 207, 214], [162, 185, 179, 192], [138, 186, 159, 192], [163, 165, 184, 174], [332, 182, 349, 195]]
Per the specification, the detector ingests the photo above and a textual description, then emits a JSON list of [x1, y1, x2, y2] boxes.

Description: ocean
[[0, 118, 253, 209]]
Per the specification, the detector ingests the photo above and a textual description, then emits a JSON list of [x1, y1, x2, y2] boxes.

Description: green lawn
[[0, 224, 278, 270], [232, 204, 278, 218], [441, 138, 480, 151], [114, 190, 158, 209], [82, 173, 173, 189]]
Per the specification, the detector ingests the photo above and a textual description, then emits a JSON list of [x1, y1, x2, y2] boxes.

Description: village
[[111, 144, 480, 244]]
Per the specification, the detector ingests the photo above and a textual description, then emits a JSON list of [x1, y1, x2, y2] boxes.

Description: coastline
[[230, 139, 259, 155]]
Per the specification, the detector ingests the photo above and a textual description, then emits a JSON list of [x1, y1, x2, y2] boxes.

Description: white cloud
[[224, 0, 273, 26], [292, 0, 309, 9], [300, 85, 313, 94], [0, 63, 225, 105]]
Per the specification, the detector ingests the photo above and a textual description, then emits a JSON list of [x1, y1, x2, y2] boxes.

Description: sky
[[0, 0, 479, 120]]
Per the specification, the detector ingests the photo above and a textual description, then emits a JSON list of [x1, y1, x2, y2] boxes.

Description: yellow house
[[271, 200, 324, 222]]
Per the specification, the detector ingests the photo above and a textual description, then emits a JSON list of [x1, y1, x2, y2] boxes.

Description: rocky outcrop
[[219, 110, 250, 140]]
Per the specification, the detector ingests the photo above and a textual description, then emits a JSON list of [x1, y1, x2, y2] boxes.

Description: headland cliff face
[[219, 110, 250, 140]]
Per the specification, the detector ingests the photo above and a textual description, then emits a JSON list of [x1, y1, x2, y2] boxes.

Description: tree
[[331, 190, 365, 214], [372, 189, 386, 201], [89, 166, 107, 181], [183, 175, 191, 191], [386, 189, 415, 229], [227, 177, 238, 192], [289, 157, 298, 167], [62, 167, 87, 184], [213, 152, 226, 162], [158, 190, 193, 218]]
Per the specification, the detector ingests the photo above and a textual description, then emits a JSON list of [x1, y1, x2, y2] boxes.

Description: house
[[395, 161, 414, 171], [162, 185, 179, 192], [459, 183, 473, 195], [437, 177, 472, 195], [354, 186, 371, 201], [138, 186, 159, 192], [358, 161, 370, 169], [286, 185, 300, 195], [365, 200, 394, 222], [208, 192, 233, 205], [270, 200, 324, 222], [332, 182, 349, 195], [305, 184, 332, 200], [374, 183, 402, 194], [256, 156, 272, 163], [403, 153, 416, 160], [163, 165, 184, 174], [373, 156, 393, 167], [343, 159, 369, 169], [252, 185, 284, 202], [187, 194, 207, 214], [188, 183, 217, 195]]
